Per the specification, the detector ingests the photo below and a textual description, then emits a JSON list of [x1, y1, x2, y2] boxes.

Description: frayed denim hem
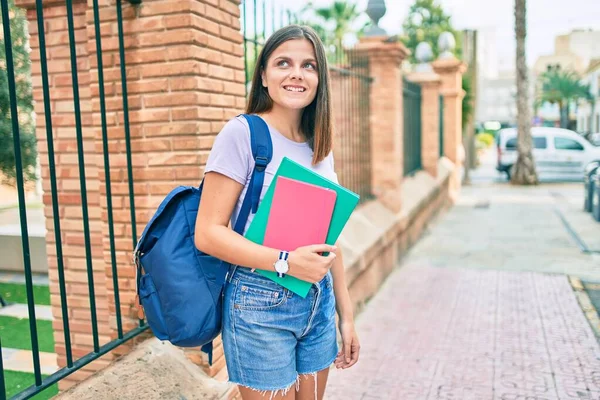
[[230, 375, 299, 400], [232, 368, 328, 400], [298, 351, 337, 377]]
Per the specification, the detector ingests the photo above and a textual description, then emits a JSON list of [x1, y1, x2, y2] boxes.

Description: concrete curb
[[569, 275, 600, 340]]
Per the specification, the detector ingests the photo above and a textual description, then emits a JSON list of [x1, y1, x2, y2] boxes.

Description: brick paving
[[327, 264, 600, 400], [327, 152, 600, 399]]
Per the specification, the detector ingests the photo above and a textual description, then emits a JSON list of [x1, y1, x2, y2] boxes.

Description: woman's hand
[[287, 244, 337, 283], [335, 320, 360, 369]]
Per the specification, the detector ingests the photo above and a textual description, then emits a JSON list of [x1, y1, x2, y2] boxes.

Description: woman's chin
[[276, 98, 313, 110]]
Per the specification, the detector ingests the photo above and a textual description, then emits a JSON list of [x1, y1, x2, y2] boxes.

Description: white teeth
[[284, 86, 305, 92]]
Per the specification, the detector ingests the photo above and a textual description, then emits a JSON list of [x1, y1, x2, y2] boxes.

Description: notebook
[[263, 176, 337, 255], [245, 157, 360, 298]]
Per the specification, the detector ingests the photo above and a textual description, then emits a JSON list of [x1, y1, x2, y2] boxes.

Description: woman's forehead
[[271, 39, 316, 59]]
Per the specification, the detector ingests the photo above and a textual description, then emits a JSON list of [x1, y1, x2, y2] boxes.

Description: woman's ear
[[261, 69, 267, 87]]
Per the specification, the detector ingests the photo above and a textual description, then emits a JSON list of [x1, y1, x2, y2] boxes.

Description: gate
[[439, 94, 444, 157], [0, 0, 146, 398], [403, 78, 422, 176]]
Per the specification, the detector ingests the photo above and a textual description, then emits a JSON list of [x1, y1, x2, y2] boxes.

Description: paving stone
[[326, 152, 600, 399], [0, 303, 53, 320]]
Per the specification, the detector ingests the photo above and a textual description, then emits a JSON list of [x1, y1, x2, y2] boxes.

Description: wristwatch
[[274, 251, 290, 278]]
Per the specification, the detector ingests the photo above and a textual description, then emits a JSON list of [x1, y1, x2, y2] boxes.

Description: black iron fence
[[329, 49, 373, 202], [0, 0, 146, 398], [403, 78, 422, 176], [241, 0, 297, 93], [439, 94, 444, 158]]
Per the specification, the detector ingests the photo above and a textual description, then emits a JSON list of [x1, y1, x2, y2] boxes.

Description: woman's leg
[[239, 384, 296, 400], [296, 367, 330, 400]]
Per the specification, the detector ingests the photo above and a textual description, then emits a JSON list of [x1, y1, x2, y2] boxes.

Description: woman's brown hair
[[245, 25, 333, 165]]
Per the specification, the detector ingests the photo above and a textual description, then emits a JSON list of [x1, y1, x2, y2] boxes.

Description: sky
[[263, 0, 600, 72]]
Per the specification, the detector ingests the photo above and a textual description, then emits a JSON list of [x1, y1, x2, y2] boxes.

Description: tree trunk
[[558, 101, 563, 128], [511, 0, 538, 185]]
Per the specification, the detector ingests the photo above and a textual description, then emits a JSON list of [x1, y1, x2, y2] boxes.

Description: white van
[[496, 127, 600, 181]]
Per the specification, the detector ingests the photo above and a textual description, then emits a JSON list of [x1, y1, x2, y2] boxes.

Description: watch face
[[275, 259, 289, 273]]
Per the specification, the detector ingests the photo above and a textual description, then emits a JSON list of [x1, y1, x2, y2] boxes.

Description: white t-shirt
[[204, 115, 338, 235]]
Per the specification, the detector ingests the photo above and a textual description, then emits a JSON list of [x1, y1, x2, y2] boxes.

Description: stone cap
[[352, 37, 411, 63], [406, 71, 442, 87], [54, 338, 233, 400], [432, 57, 468, 74]]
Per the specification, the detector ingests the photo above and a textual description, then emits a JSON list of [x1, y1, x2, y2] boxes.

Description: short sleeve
[[204, 117, 251, 185], [328, 151, 339, 184]]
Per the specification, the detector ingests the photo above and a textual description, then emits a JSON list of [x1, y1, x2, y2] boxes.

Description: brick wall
[[19, 0, 244, 391]]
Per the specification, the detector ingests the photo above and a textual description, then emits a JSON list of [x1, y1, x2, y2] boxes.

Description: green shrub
[[476, 132, 495, 148]]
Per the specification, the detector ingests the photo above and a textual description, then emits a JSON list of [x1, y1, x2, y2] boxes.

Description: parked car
[[496, 127, 600, 181], [584, 162, 600, 212]]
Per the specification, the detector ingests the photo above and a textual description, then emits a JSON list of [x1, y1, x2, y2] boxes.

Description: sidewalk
[[326, 150, 600, 399]]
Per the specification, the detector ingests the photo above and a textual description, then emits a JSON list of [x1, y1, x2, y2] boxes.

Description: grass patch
[[0, 283, 50, 306], [0, 316, 54, 353], [3, 370, 58, 399]]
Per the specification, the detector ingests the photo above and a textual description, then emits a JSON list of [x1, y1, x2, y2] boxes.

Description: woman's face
[[261, 38, 319, 110]]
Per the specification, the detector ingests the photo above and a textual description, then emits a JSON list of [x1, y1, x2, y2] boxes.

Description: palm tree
[[511, 0, 538, 185], [299, 1, 366, 61], [538, 68, 592, 129]]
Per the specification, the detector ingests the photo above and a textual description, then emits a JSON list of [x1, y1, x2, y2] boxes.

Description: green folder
[[244, 157, 360, 298]]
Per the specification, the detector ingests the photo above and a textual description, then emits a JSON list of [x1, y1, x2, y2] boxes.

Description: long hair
[[245, 25, 333, 165]]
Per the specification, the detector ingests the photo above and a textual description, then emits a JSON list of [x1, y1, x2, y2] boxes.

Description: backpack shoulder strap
[[233, 114, 273, 234]]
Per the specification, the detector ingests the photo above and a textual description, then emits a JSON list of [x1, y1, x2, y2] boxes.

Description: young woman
[[195, 25, 360, 400]]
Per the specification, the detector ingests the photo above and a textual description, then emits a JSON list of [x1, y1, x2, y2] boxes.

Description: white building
[[576, 59, 600, 134], [534, 29, 600, 127], [476, 69, 535, 127]]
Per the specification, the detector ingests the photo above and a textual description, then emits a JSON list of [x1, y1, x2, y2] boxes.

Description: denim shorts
[[222, 265, 338, 392]]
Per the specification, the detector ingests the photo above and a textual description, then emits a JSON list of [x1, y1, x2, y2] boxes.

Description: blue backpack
[[134, 114, 273, 364]]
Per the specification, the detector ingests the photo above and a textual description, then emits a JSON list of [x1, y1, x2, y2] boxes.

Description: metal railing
[[330, 49, 373, 202], [0, 0, 146, 398], [403, 78, 423, 176], [439, 94, 444, 158], [241, 1, 373, 202], [242, 0, 296, 93]]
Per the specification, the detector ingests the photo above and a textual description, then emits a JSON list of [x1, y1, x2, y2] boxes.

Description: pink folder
[[263, 176, 337, 252]]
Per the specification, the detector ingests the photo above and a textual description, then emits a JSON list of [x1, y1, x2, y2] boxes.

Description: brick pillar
[[432, 57, 466, 200], [353, 37, 409, 205], [432, 57, 466, 165], [406, 71, 442, 177], [21, 0, 245, 391]]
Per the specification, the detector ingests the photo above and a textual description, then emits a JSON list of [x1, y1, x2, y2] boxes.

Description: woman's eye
[[277, 60, 289, 67], [304, 63, 316, 70]]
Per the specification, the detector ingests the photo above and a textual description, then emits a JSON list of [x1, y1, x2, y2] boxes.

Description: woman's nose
[[289, 66, 304, 80]]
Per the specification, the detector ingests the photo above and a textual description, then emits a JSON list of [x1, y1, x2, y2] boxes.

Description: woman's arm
[[195, 172, 281, 271], [330, 243, 353, 323], [195, 171, 337, 281], [331, 242, 361, 369]]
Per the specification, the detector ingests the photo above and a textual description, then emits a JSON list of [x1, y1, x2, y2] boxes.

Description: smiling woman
[[245, 25, 333, 165], [195, 25, 359, 400]]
